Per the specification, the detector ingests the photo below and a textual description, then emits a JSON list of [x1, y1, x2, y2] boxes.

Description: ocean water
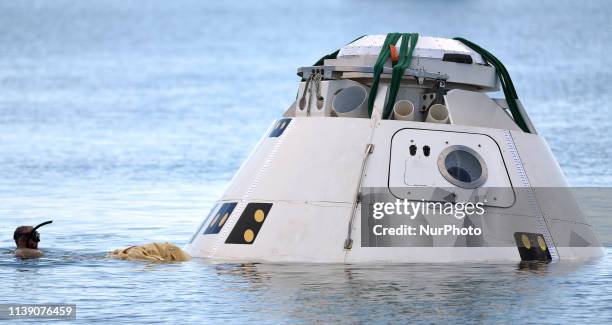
[[0, 0, 611, 323]]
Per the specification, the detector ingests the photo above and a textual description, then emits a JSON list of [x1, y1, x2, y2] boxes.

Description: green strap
[[313, 35, 367, 66], [383, 33, 419, 119], [367, 33, 402, 117], [453, 37, 530, 133]]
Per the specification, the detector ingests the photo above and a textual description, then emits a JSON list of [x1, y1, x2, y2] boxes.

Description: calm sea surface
[[1, 0, 611, 323]]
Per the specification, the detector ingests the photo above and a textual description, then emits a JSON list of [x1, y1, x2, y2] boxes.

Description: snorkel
[[29, 220, 53, 242], [13, 220, 53, 249]]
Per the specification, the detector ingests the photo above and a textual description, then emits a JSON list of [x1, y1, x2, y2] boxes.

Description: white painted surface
[[445, 89, 522, 131], [338, 35, 485, 64]]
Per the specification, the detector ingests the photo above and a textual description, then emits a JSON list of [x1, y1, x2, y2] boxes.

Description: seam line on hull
[[503, 129, 559, 260]]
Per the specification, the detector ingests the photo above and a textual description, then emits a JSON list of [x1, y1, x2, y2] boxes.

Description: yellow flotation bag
[[108, 242, 191, 262]]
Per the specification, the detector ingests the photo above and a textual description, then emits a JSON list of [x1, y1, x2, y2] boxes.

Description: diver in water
[[13, 220, 52, 259]]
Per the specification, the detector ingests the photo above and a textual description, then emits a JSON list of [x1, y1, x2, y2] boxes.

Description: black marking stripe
[[269, 118, 291, 137], [225, 203, 272, 244], [189, 203, 220, 243], [203, 202, 237, 234], [514, 232, 552, 262]]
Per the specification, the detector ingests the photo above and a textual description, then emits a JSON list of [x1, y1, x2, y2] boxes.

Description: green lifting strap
[[383, 33, 419, 120], [313, 35, 367, 66], [367, 33, 402, 117], [453, 37, 530, 133]]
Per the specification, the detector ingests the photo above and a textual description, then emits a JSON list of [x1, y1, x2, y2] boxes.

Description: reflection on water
[[1, 0, 611, 323], [1, 250, 611, 323]]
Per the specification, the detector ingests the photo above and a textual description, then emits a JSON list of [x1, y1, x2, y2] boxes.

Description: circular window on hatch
[[437, 145, 488, 188]]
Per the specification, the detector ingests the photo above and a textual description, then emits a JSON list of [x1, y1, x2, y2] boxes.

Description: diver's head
[[14, 226, 37, 249], [13, 220, 53, 249]]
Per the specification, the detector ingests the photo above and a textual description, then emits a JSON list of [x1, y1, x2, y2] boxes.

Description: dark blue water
[[1, 0, 611, 323]]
